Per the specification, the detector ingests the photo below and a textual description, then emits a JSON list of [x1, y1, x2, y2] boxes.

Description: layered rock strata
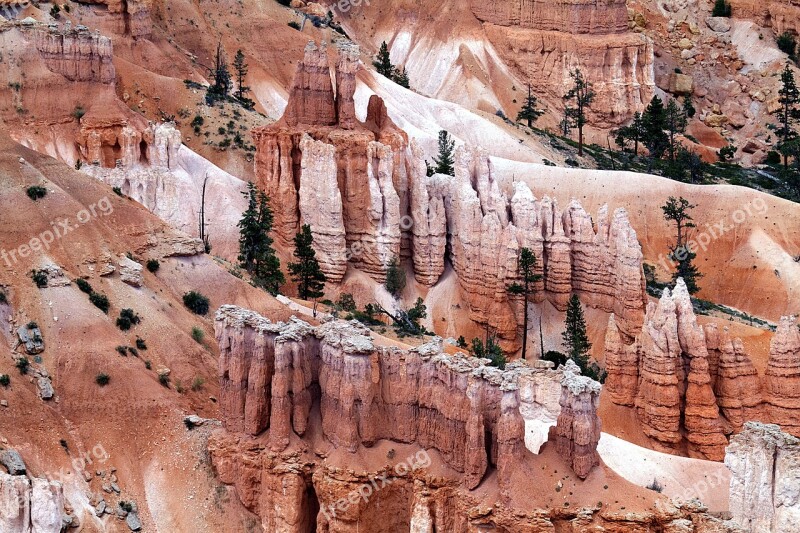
[[725, 422, 800, 533], [211, 308, 741, 531], [214, 304, 600, 483], [607, 295, 800, 455], [764, 316, 800, 436], [254, 41, 647, 348], [409, 144, 647, 349], [605, 279, 729, 460], [252, 42, 409, 283], [472, 0, 654, 126], [33, 23, 115, 84], [74, 0, 153, 37], [79, 117, 181, 170]]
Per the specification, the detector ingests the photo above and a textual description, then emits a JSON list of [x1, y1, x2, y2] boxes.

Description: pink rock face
[[252, 42, 409, 283], [469, 0, 630, 35], [603, 314, 638, 406], [713, 328, 763, 433], [606, 278, 767, 460], [33, 25, 115, 84], [765, 316, 800, 437], [555, 362, 602, 479], [214, 305, 601, 483]]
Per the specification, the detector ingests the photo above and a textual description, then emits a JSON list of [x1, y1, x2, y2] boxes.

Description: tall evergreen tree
[[374, 41, 394, 78], [506, 248, 542, 360], [516, 85, 544, 128], [288, 224, 327, 302], [232, 49, 250, 101], [665, 99, 687, 162], [433, 130, 456, 175], [238, 183, 285, 295], [562, 294, 592, 372], [775, 64, 800, 169], [642, 95, 669, 166], [384, 256, 406, 298], [563, 69, 595, 156], [661, 196, 703, 294]]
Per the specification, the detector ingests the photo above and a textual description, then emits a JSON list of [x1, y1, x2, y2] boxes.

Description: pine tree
[[775, 64, 800, 169], [393, 67, 410, 89], [288, 224, 327, 302], [506, 248, 542, 360], [561, 294, 592, 372], [563, 69, 595, 156], [433, 130, 455, 175], [233, 50, 250, 101], [642, 95, 669, 166], [614, 111, 645, 155], [238, 183, 285, 295], [384, 256, 406, 298], [661, 196, 703, 294], [665, 99, 687, 162], [374, 41, 394, 78], [516, 85, 544, 128]]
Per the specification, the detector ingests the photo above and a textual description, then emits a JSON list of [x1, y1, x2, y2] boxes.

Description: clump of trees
[[470, 336, 506, 369], [238, 182, 285, 295], [385, 257, 406, 298], [205, 43, 254, 108], [374, 41, 410, 88]]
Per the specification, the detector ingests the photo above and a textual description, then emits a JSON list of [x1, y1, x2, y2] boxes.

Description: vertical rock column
[[555, 362, 601, 479], [298, 134, 348, 283], [765, 316, 800, 437]]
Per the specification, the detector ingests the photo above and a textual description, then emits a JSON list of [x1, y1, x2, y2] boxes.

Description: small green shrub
[[16, 357, 30, 375], [191, 376, 205, 391], [646, 479, 664, 493], [75, 278, 93, 294], [89, 292, 110, 313], [158, 373, 170, 387], [778, 32, 797, 59], [145, 360, 152, 370], [135, 337, 148, 350], [288, 21, 301, 30], [112, 187, 123, 196], [191, 326, 205, 343], [183, 291, 210, 315], [30, 270, 48, 288], [116, 308, 141, 331], [116, 345, 128, 356], [95, 373, 110, 386], [146, 259, 160, 273], [119, 501, 133, 513], [26, 186, 47, 201], [184, 418, 197, 430], [128, 347, 139, 357], [766, 150, 782, 165], [543, 350, 568, 368], [0, 291, 6, 304], [0, 374, 10, 387], [72, 106, 85, 120]]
